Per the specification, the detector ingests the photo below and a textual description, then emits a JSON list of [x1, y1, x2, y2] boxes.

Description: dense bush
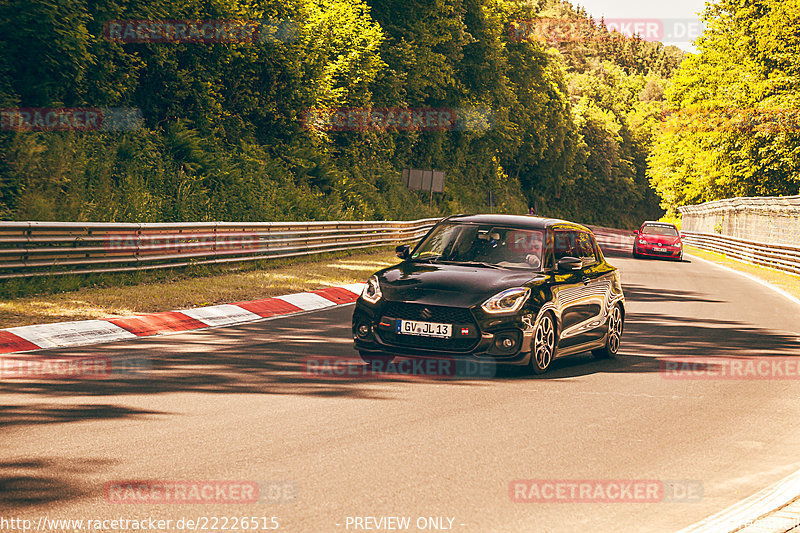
[[0, 0, 683, 227]]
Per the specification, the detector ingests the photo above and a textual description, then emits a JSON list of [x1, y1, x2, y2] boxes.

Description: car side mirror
[[395, 244, 411, 260], [557, 256, 583, 271], [633, 230, 639, 235]]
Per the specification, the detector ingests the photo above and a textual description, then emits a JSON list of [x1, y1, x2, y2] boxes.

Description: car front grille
[[379, 302, 479, 352], [382, 302, 475, 324]]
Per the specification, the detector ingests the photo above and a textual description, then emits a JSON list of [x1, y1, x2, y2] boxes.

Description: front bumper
[[633, 244, 682, 258], [352, 301, 535, 365]]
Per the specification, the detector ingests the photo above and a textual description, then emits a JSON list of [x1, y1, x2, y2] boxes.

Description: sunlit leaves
[[649, 0, 800, 214]]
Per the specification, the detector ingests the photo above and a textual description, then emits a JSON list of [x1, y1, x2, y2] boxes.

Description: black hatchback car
[[352, 214, 626, 374]]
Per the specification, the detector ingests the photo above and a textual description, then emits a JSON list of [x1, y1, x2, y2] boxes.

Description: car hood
[[377, 262, 546, 308], [640, 234, 681, 245]]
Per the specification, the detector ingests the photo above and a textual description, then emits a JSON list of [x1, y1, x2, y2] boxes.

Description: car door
[[551, 230, 592, 349], [574, 231, 609, 343]]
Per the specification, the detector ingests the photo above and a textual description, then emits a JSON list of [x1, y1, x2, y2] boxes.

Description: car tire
[[358, 351, 395, 366], [632, 248, 639, 258], [529, 312, 557, 375], [593, 304, 623, 359]]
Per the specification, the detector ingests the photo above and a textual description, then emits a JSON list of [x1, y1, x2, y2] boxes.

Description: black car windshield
[[412, 223, 545, 270], [642, 224, 679, 237]]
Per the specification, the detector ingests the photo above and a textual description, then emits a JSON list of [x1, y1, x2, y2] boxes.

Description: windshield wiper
[[437, 260, 502, 269]]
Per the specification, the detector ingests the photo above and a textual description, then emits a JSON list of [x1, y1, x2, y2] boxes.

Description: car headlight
[[676, 242, 683, 248], [638, 238, 647, 244], [361, 275, 382, 304], [481, 287, 530, 315]]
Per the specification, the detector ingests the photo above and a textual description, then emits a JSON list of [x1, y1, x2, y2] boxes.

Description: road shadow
[[622, 312, 800, 358], [622, 284, 723, 304], [0, 458, 110, 509], [0, 308, 498, 402], [3, 236, 800, 406], [532, 311, 800, 379], [0, 403, 164, 428], [1, 304, 798, 399]]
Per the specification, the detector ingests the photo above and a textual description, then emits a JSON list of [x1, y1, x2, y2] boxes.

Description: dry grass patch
[[0, 249, 398, 328]]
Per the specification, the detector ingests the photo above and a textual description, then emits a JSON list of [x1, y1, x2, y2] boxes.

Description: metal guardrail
[[0, 218, 441, 279], [682, 231, 800, 276]]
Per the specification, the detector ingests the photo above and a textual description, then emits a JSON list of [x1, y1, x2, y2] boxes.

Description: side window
[[553, 231, 577, 261], [576, 232, 597, 263], [542, 230, 555, 270]]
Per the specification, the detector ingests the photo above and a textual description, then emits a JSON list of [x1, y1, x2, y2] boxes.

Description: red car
[[632, 221, 683, 261]]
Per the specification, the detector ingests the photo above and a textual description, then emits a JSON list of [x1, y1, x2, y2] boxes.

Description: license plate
[[653, 247, 668, 252], [397, 320, 452, 338]]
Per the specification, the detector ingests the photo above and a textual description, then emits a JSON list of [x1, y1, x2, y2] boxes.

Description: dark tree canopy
[[0, 0, 692, 227]]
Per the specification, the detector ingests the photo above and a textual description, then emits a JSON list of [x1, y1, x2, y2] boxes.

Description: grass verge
[[0, 248, 398, 329], [685, 245, 800, 301]]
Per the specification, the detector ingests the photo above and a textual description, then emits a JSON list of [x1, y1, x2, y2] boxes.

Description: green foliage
[[0, 0, 683, 227], [648, 0, 800, 214]]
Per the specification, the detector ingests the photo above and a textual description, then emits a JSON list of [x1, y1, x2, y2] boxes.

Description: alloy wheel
[[532, 313, 555, 373], [607, 305, 623, 354]]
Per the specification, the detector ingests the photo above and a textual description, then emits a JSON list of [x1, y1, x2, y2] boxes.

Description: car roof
[[444, 214, 591, 232], [641, 221, 678, 228]]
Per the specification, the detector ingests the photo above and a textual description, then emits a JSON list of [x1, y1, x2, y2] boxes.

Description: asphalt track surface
[[2, 233, 800, 532]]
